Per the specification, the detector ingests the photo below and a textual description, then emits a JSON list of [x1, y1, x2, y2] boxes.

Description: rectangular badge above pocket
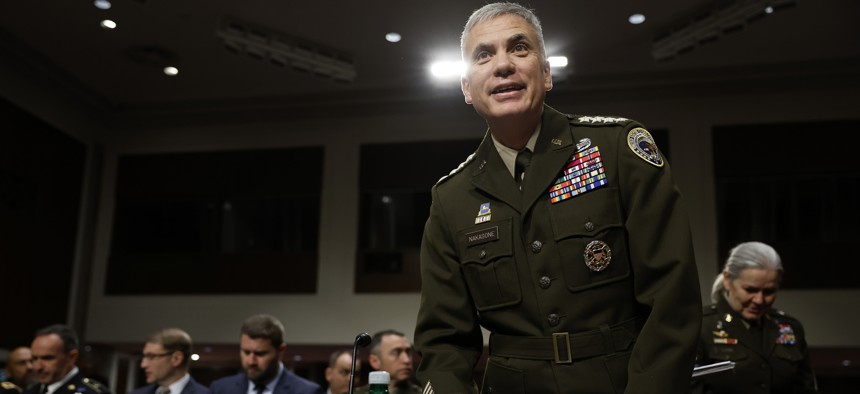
[[465, 226, 499, 246]]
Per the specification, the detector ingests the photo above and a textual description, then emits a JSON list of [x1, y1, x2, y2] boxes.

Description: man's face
[[239, 334, 284, 384], [461, 14, 552, 124], [324, 353, 359, 394], [723, 268, 780, 321], [369, 335, 414, 384], [5, 347, 35, 386], [31, 334, 77, 385], [140, 342, 181, 385]]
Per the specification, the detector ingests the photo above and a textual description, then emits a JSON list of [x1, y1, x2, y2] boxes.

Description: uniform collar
[[45, 367, 79, 394]]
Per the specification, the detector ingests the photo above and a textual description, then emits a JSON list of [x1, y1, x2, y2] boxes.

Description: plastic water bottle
[[368, 371, 390, 394]]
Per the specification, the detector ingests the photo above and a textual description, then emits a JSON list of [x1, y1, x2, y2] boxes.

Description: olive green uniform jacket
[[415, 105, 701, 393], [693, 298, 818, 393]]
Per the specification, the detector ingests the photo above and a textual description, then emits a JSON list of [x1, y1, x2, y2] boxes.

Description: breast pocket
[[549, 187, 630, 292], [773, 344, 804, 362], [457, 217, 521, 311], [709, 344, 749, 361]]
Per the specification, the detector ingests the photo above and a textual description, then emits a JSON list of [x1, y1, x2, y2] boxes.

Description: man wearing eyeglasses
[[323, 350, 359, 394], [130, 328, 209, 394], [25, 325, 110, 394]]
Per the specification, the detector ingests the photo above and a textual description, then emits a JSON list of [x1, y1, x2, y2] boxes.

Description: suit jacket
[[210, 368, 322, 394], [693, 297, 819, 393], [129, 376, 210, 394], [23, 372, 111, 394], [414, 105, 701, 393]]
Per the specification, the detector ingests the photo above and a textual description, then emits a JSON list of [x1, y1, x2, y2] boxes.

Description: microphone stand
[[348, 332, 372, 394]]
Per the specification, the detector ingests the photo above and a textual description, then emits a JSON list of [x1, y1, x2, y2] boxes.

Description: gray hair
[[460, 2, 546, 61], [711, 241, 784, 303]]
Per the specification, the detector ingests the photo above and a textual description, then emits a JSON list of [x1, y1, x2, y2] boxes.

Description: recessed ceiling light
[[163, 66, 179, 76], [628, 13, 646, 25], [100, 19, 117, 29], [765, 6, 774, 14], [385, 32, 401, 43], [190, 354, 200, 361], [548, 56, 568, 68], [94, 0, 111, 10], [429, 61, 464, 79]]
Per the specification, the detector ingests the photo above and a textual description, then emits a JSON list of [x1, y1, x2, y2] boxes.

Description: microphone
[[348, 332, 372, 394]]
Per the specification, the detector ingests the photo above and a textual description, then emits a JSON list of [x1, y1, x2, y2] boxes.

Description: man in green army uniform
[[25, 325, 111, 394], [414, 3, 702, 393]]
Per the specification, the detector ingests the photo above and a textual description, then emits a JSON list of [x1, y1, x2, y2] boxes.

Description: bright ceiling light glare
[[163, 66, 179, 76], [190, 354, 200, 361], [385, 32, 402, 43], [765, 6, 774, 14], [548, 56, 568, 68], [628, 13, 646, 25], [94, 0, 112, 10], [430, 61, 464, 79], [100, 19, 117, 29]]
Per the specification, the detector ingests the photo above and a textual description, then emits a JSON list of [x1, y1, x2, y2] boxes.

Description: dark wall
[[0, 97, 86, 347]]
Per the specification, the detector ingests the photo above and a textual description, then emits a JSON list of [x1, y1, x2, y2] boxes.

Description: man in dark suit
[[414, 2, 702, 393], [129, 328, 209, 394], [210, 315, 322, 394], [25, 325, 111, 394]]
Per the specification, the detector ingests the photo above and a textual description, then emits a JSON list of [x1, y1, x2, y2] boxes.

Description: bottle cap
[[368, 371, 390, 385]]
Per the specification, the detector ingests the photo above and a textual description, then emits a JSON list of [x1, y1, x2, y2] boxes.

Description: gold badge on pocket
[[583, 240, 612, 271]]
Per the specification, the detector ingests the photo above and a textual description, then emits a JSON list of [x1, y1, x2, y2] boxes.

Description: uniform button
[[531, 240, 543, 253], [585, 221, 595, 231], [538, 276, 551, 289], [479, 249, 486, 259], [548, 313, 560, 327]]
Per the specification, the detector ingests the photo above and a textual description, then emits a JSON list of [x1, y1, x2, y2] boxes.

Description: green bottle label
[[368, 383, 388, 394]]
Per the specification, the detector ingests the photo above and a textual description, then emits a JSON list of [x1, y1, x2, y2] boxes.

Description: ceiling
[[1, 0, 859, 118]]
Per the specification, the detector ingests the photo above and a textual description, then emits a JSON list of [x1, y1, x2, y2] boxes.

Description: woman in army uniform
[[694, 242, 818, 394]]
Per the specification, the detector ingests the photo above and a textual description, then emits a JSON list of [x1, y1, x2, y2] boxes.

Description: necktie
[[41, 386, 48, 394], [157, 388, 170, 394], [254, 383, 265, 394], [514, 148, 532, 191]]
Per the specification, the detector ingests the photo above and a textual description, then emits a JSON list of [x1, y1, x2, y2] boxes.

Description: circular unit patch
[[627, 127, 664, 167]]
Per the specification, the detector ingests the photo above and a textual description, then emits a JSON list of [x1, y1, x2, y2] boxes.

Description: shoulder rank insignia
[[81, 378, 106, 393], [1, 382, 22, 393], [627, 127, 664, 167], [577, 115, 628, 124], [436, 153, 475, 185]]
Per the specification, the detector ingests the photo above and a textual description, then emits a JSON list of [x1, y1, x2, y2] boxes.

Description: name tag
[[465, 226, 499, 246]]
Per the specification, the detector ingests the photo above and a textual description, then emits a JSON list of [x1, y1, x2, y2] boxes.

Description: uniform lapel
[[725, 312, 768, 358], [521, 106, 576, 214], [471, 132, 523, 213], [762, 315, 778, 356]]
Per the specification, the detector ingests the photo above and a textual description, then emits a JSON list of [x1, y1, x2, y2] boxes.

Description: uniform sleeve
[[792, 319, 820, 393], [414, 186, 483, 394], [616, 123, 703, 393]]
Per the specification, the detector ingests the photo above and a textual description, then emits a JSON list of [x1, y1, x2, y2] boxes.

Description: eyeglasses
[[142, 352, 173, 361]]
